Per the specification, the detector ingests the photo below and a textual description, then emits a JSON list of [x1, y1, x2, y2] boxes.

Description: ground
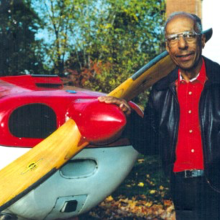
[[79, 155, 176, 220]]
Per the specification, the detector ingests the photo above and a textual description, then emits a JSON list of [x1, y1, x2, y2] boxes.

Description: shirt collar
[[178, 59, 207, 85], [179, 72, 199, 82]]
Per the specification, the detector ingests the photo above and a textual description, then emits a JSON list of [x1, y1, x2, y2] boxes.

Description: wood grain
[[0, 119, 88, 211]]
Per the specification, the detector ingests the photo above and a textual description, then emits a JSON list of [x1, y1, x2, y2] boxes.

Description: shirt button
[[189, 130, 193, 133], [191, 149, 195, 153], [188, 110, 192, 114], [189, 91, 192, 95]]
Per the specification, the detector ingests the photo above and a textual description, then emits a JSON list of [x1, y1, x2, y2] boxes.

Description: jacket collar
[[154, 56, 220, 91], [205, 56, 220, 86]]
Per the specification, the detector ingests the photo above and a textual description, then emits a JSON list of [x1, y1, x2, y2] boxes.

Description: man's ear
[[201, 34, 206, 48], [166, 41, 170, 52]]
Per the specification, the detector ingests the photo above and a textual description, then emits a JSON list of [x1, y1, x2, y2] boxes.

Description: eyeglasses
[[166, 30, 201, 46]]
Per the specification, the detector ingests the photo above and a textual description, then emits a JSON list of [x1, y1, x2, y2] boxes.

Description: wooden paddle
[[0, 28, 212, 211], [0, 119, 88, 211]]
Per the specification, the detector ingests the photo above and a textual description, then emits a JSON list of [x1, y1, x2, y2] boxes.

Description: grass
[[112, 154, 171, 203]]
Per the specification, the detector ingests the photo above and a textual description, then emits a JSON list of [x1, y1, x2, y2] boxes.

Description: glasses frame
[[166, 30, 201, 46]]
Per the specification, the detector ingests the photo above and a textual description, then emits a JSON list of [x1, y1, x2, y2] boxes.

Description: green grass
[[112, 155, 171, 203]]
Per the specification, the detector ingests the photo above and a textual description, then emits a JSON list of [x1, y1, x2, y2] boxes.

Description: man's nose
[[178, 36, 188, 49]]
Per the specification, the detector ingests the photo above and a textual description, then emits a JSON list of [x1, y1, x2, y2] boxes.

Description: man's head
[[165, 12, 206, 74]]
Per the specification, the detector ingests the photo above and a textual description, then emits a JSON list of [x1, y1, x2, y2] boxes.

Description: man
[[98, 12, 220, 220]]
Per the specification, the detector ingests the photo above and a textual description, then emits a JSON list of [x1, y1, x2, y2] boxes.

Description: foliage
[[33, 0, 165, 105], [81, 196, 175, 219], [80, 155, 175, 219], [0, 0, 44, 75], [69, 0, 166, 101], [85, 0, 165, 87], [0, 0, 165, 103]]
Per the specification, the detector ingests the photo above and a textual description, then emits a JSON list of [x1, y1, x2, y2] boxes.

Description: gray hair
[[164, 12, 203, 35]]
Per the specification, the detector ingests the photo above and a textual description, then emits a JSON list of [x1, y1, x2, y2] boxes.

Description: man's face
[[165, 16, 205, 71]]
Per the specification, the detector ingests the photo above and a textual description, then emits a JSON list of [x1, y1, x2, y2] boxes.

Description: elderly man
[[99, 12, 220, 220]]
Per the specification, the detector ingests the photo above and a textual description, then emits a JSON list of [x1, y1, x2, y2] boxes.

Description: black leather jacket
[[127, 56, 220, 190]]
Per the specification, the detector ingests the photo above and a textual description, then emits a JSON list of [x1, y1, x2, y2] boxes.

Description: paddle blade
[[108, 54, 175, 100], [0, 119, 88, 211]]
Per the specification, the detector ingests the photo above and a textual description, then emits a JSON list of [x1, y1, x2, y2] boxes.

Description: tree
[[0, 0, 44, 75], [67, 0, 166, 104], [33, 0, 165, 104], [33, 0, 81, 75]]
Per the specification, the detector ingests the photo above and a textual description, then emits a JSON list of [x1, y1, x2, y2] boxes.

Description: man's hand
[[98, 96, 131, 116]]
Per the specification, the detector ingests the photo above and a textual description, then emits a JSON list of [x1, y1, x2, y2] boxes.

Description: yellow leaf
[[138, 159, 144, 163], [145, 201, 153, 207], [138, 182, 144, 187], [104, 23, 112, 29], [105, 195, 114, 202], [159, 185, 164, 190], [150, 190, 156, 194]]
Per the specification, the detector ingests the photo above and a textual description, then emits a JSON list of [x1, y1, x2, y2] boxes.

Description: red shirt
[[173, 61, 207, 172]]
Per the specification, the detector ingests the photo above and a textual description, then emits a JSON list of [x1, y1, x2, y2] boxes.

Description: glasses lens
[[167, 31, 199, 46], [183, 32, 197, 41]]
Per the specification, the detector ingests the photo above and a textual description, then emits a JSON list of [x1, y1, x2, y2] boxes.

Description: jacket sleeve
[[124, 91, 159, 155]]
